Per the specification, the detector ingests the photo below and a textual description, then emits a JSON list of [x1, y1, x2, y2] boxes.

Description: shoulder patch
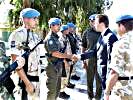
[[49, 40, 54, 45]]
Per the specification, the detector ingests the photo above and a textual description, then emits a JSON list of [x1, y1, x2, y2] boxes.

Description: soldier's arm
[[11, 54, 17, 61], [11, 54, 34, 94], [104, 69, 118, 100], [16, 68, 34, 93], [11, 54, 29, 85], [52, 51, 72, 59]]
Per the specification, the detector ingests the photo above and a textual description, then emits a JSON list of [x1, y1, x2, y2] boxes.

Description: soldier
[[81, 14, 101, 99], [0, 41, 25, 100], [70, 24, 82, 81], [104, 15, 133, 100], [8, 8, 41, 100], [58, 25, 72, 99], [44, 18, 73, 100], [66, 22, 78, 88]]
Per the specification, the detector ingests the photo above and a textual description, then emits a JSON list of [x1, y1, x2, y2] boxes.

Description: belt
[[118, 76, 133, 80], [27, 75, 39, 82], [41, 69, 45, 73]]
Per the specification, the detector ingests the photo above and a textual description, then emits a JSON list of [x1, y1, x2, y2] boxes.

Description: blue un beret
[[60, 25, 69, 32], [67, 22, 75, 28], [20, 8, 40, 18], [48, 18, 61, 26], [74, 25, 76, 30], [89, 14, 97, 20], [116, 15, 133, 23]]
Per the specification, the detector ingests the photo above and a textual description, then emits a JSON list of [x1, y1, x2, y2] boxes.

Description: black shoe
[[66, 82, 75, 89], [71, 74, 80, 80], [59, 91, 70, 99]]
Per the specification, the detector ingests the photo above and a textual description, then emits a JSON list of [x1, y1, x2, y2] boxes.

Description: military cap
[[88, 14, 97, 20], [60, 25, 69, 32], [67, 22, 75, 28], [20, 8, 40, 18], [116, 15, 133, 23], [48, 18, 61, 26]]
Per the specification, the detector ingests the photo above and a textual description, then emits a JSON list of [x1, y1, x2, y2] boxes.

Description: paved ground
[[57, 66, 89, 100], [11, 58, 90, 100]]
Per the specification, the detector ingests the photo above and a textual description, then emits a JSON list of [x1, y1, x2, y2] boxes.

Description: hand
[[71, 54, 79, 62], [83, 61, 88, 69], [16, 57, 25, 69], [104, 94, 110, 100], [26, 82, 35, 95]]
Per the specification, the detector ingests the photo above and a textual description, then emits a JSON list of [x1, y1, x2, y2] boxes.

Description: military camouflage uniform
[[59, 32, 72, 88], [45, 32, 63, 100], [109, 31, 133, 100], [8, 26, 41, 100], [0, 41, 14, 100]]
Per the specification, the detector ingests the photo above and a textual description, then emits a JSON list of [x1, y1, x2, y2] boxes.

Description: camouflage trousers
[[46, 62, 62, 100], [110, 81, 133, 100], [109, 94, 133, 100]]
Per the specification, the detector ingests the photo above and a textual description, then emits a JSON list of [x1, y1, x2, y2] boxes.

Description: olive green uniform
[[45, 32, 63, 100]]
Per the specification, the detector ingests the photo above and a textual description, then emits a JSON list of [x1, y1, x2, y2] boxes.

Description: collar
[[101, 28, 108, 37], [51, 31, 59, 39]]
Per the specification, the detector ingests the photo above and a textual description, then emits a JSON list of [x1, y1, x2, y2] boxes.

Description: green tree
[[8, 0, 108, 32]]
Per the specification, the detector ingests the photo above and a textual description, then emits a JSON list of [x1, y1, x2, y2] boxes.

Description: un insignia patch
[[49, 40, 53, 45]]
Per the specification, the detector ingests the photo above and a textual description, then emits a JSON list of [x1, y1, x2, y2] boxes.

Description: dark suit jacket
[[81, 28, 118, 89], [81, 28, 118, 63], [96, 28, 118, 66]]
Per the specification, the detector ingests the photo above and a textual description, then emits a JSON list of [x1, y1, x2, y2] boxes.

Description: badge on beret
[[49, 40, 53, 45], [11, 41, 15, 48]]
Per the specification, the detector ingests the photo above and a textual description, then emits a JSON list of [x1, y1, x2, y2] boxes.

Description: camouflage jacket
[[109, 31, 133, 96]]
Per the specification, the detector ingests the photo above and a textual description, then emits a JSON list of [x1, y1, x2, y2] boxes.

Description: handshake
[[71, 54, 81, 62]]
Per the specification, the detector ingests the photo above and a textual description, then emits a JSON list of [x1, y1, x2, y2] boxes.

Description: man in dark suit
[[73, 14, 118, 99], [82, 14, 101, 99]]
